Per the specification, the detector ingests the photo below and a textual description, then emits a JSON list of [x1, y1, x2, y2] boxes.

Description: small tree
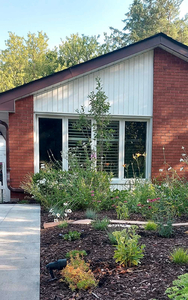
[[76, 77, 114, 171]]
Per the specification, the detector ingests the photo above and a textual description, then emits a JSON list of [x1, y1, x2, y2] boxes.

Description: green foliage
[[63, 231, 81, 241], [152, 197, 174, 238], [21, 159, 112, 212], [92, 217, 110, 231], [165, 273, 188, 299], [0, 31, 59, 92], [61, 254, 98, 291], [58, 221, 68, 229], [108, 0, 188, 48], [144, 221, 158, 231], [157, 218, 174, 238], [170, 248, 188, 264], [76, 77, 115, 173], [107, 231, 118, 245], [58, 33, 102, 68], [85, 209, 98, 220], [65, 250, 87, 259], [113, 226, 145, 267], [116, 201, 129, 220]]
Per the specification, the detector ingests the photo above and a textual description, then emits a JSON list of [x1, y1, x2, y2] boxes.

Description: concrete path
[[0, 204, 40, 300]]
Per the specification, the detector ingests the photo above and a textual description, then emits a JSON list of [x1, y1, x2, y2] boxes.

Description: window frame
[[34, 114, 152, 182]]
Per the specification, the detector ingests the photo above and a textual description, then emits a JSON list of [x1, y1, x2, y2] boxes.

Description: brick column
[[9, 96, 34, 196], [152, 48, 188, 179]]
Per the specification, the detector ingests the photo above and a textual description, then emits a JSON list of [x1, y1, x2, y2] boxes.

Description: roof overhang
[[0, 32, 188, 112]]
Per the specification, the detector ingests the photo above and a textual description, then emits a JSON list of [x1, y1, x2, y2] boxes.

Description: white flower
[[41, 164, 45, 169], [182, 154, 186, 157], [54, 219, 59, 223], [49, 208, 54, 213], [180, 158, 184, 162], [64, 213, 67, 217], [65, 209, 72, 214], [182, 146, 185, 150], [180, 167, 184, 171], [64, 202, 68, 206], [39, 178, 46, 185], [168, 167, 172, 171], [56, 213, 61, 218], [159, 169, 163, 172]]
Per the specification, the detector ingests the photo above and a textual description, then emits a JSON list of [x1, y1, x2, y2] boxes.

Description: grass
[[85, 208, 98, 220], [58, 221, 68, 228], [170, 248, 188, 264], [144, 221, 158, 231], [91, 217, 110, 230]]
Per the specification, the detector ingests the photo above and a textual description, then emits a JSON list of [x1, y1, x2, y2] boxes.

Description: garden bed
[[40, 209, 188, 300]]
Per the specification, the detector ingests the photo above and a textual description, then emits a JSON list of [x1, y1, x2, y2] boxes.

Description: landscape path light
[[46, 259, 67, 280]]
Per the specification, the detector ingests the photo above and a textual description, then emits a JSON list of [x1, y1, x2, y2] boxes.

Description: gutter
[[0, 120, 24, 194]]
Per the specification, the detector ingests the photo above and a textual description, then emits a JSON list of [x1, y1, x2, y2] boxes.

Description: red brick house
[[0, 32, 188, 202]]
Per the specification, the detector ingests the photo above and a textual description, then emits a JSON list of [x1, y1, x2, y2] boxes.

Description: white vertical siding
[[34, 51, 153, 117]]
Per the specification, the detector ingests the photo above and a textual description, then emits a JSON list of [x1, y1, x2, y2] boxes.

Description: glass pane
[[68, 119, 91, 166], [124, 121, 146, 178], [0, 162, 3, 186], [97, 121, 119, 177], [39, 118, 62, 165]]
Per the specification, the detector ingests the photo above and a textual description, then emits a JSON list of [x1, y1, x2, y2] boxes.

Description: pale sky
[[0, 0, 188, 50]]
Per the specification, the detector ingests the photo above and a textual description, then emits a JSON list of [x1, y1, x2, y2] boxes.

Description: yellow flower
[[136, 153, 141, 157]]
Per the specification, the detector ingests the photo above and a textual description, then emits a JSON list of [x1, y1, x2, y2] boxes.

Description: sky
[[0, 0, 188, 51]]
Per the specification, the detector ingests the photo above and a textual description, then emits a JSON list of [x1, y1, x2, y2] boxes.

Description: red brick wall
[[152, 48, 188, 179], [9, 96, 34, 195]]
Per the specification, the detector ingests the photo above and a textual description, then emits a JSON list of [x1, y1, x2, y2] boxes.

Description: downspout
[[0, 120, 24, 194]]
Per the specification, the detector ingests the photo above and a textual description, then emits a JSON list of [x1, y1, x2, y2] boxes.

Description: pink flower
[[115, 196, 119, 199], [148, 206, 152, 209], [97, 201, 101, 203], [91, 194, 94, 197], [111, 204, 115, 207], [137, 203, 142, 206], [91, 191, 94, 193], [124, 201, 127, 203]]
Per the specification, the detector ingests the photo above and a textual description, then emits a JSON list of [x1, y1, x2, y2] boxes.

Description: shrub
[[61, 254, 98, 291], [157, 217, 174, 238], [85, 208, 98, 220], [91, 217, 110, 230], [58, 221, 68, 228], [116, 202, 129, 220], [21, 158, 113, 212], [144, 221, 158, 231], [113, 226, 145, 267], [165, 273, 188, 299], [63, 231, 81, 241], [107, 232, 118, 245], [66, 250, 87, 259], [170, 248, 188, 264]]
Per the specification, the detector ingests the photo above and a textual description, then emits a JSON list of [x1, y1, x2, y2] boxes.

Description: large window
[[68, 119, 91, 165], [38, 117, 148, 179], [97, 121, 119, 177], [124, 121, 146, 178], [39, 118, 62, 165]]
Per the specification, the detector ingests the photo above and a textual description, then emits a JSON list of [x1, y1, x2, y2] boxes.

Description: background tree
[[0, 31, 59, 92], [108, 0, 188, 48], [58, 33, 108, 69], [0, 32, 109, 92]]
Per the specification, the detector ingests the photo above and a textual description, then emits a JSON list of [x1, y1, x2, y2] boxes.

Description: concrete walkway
[[0, 204, 40, 300]]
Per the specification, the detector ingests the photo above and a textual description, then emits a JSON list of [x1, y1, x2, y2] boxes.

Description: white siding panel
[[34, 50, 153, 117]]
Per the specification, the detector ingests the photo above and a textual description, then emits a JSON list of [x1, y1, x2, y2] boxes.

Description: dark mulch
[[40, 209, 188, 300]]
